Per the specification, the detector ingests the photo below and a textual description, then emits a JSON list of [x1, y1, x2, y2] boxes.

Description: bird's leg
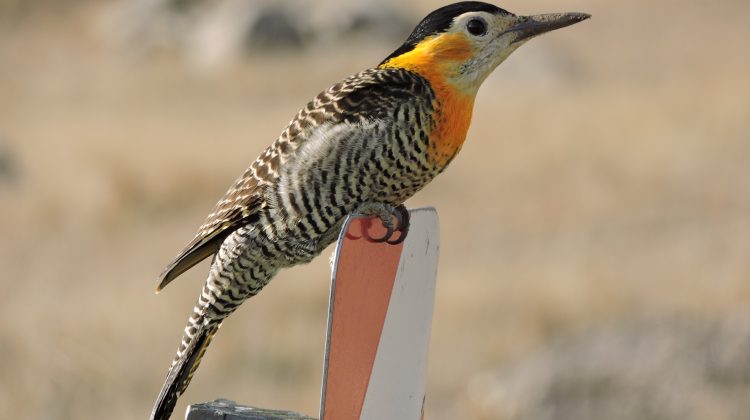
[[353, 202, 410, 244]]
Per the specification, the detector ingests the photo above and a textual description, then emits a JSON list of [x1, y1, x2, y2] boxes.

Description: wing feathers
[[156, 68, 427, 290], [156, 191, 262, 291], [156, 230, 231, 292]]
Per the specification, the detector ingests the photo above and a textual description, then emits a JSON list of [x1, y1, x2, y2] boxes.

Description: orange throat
[[428, 89, 475, 167], [381, 33, 478, 168]]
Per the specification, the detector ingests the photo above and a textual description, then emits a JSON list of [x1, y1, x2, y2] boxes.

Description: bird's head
[[380, 2, 590, 94]]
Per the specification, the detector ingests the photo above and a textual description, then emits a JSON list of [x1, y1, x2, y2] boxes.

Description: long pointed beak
[[507, 12, 591, 43]]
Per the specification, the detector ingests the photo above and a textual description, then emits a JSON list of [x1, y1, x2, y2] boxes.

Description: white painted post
[[186, 207, 440, 420], [321, 207, 440, 420]]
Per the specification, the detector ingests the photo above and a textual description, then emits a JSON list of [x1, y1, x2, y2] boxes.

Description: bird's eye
[[466, 18, 488, 37]]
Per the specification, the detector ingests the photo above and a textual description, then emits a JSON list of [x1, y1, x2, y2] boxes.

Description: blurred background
[[1, 0, 749, 419]]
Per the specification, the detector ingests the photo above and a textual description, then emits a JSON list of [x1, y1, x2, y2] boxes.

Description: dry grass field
[[1, 0, 749, 419]]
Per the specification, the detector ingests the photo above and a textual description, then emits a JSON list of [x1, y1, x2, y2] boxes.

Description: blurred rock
[[244, 5, 305, 51], [306, 0, 411, 44], [100, 0, 412, 69], [183, 0, 292, 69], [99, 0, 206, 57], [469, 313, 750, 420], [0, 138, 19, 186]]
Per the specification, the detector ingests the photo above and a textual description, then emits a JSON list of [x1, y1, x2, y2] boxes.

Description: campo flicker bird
[[150, 3, 589, 419]]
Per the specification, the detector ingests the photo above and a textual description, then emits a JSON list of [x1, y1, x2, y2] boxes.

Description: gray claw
[[386, 204, 410, 245], [353, 202, 408, 244]]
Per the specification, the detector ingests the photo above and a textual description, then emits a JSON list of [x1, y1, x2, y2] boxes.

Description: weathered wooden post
[[186, 207, 440, 420]]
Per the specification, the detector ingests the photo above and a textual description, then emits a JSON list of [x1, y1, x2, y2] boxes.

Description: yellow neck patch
[[381, 33, 477, 167]]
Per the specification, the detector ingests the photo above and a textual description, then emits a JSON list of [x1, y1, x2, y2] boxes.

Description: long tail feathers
[[150, 323, 219, 420]]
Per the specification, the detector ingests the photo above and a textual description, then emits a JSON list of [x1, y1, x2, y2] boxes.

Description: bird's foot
[[353, 202, 410, 245]]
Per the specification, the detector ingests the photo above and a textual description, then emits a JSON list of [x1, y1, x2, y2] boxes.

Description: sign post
[[321, 207, 440, 420], [186, 207, 440, 420]]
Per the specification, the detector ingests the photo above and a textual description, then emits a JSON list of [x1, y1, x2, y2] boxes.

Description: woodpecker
[[150, 3, 589, 419]]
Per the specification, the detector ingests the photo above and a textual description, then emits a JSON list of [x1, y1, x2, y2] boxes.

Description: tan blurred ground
[[1, 0, 749, 419]]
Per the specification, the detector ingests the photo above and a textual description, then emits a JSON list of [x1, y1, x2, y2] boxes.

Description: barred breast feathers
[[157, 68, 430, 290], [271, 119, 389, 221]]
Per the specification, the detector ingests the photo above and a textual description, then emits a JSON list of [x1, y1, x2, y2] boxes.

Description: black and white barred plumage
[[151, 67, 440, 420], [150, 2, 590, 417]]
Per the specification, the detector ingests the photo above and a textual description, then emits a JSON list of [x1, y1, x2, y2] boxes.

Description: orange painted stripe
[[322, 217, 405, 420]]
